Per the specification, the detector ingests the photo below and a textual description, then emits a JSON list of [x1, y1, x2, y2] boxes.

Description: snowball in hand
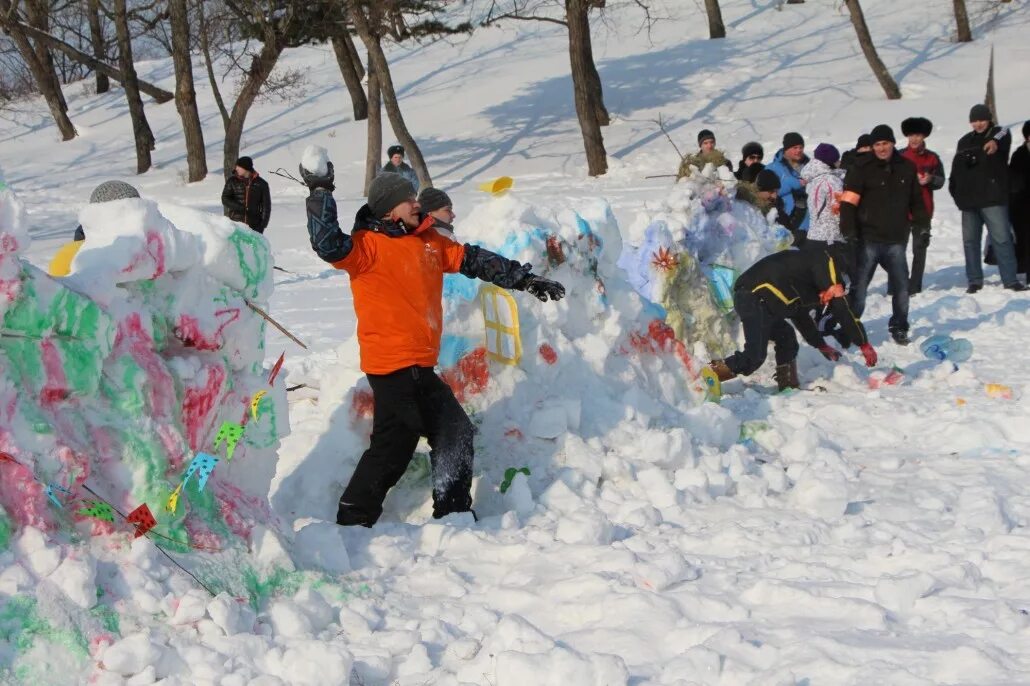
[[301, 145, 330, 177]]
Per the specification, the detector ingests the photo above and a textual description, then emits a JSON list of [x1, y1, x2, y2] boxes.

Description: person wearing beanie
[[898, 117, 945, 294], [1008, 121, 1030, 275], [221, 155, 271, 233], [840, 124, 930, 345], [301, 160, 565, 528], [949, 105, 1024, 292], [706, 246, 876, 394], [841, 134, 873, 172], [802, 144, 847, 250], [382, 143, 420, 193], [765, 132, 811, 246], [49, 181, 141, 277], [744, 168, 803, 236], [697, 129, 716, 152], [735, 142, 765, 183], [417, 187, 456, 238]]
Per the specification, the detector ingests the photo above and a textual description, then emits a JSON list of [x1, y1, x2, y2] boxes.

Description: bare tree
[[348, 1, 433, 188], [844, 0, 901, 100], [0, 0, 76, 139], [364, 60, 382, 195], [113, 0, 154, 172], [953, 0, 973, 42], [566, 0, 606, 175], [86, 0, 109, 93], [331, 28, 368, 121], [168, 0, 206, 181], [985, 45, 997, 122], [704, 0, 726, 39]]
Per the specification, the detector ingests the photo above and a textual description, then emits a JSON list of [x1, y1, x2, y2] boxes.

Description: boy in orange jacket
[[301, 154, 564, 526]]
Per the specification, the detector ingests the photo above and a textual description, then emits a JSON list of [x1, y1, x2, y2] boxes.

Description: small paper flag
[[250, 390, 268, 421], [126, 503, 157, 538], [46, 483, 72, 508], [268, 353, 285, 385], [182, 452, 219, 492], [213, 422, 244, 461], [77, 500, 115, 523], [166, 483, 183, 514]]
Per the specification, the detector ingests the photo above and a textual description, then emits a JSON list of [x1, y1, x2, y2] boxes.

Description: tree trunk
[[331, 31, 368, 121], [985, 45, 997, 123], [343, 29, 365, 81], [168, 0, 207, 182], [953, 0, 973, 42], [86, 0, 109, 93], [4, 16, 174, 102], [566, 0, 607, 176], [844, 0, 902, 100], [25, 1, 72, 120], [197, 0, 230, 131], [223, 40, 284, 177], [350, 5, 432, 189], [0, 0, 76, 139], [364, 61, 382, 196], [113, 0, 154, 173], [578, 6, 609, 127], [704, 0, 727, 39]]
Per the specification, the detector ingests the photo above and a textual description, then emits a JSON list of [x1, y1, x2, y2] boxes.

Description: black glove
[[521, 275, 565, 302], [914, 225, 931, 248]]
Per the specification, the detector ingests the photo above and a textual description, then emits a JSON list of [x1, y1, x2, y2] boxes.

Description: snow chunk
[[49, 552, 97, 609], [102, 632, 164, 676], [293, 521, 351, 573], [301, 145, 330, 177]]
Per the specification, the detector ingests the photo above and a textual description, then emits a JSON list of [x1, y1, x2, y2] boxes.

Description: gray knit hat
[[89, 180, 140, 204], [368, 172, 415, 218], [418, 187, 452, 213]]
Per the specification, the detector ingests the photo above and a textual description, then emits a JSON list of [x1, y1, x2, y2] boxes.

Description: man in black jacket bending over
[[840, 125, 930, 345], [949, 104, 1025, 293]]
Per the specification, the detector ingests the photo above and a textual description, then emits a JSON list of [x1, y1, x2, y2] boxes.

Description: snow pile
[[619, 172, 791, 358]]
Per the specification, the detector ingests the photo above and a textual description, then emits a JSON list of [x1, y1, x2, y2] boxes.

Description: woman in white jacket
[[802, 144, 846, 248]]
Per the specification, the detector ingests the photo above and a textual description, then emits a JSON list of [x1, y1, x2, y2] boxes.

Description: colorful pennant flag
[[77, 500, 115, 523], [126, 503, 157, 538], [213, 423, 244, 461], [268, 353, 285, 385], [46, 483, 72, 508], [250, 390, 268, 421], [182, 452, 219, 492], [166, 483, 183, 514]]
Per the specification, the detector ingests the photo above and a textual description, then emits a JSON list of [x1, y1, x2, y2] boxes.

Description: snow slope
[[3, 0, 1030, 683]]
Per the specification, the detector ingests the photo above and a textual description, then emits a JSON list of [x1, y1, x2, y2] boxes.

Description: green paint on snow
[[0, 508, 11, 551], [88, 605, 120, 636], [241, 566, 304, 612], [227, 229, 270, 297]]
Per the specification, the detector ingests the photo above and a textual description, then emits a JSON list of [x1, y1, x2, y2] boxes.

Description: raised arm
[[457, 243, 566, 302], [305, 191, 353, 265]]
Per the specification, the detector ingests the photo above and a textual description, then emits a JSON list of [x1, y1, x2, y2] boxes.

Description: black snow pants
[[337, 366, 475, 526], [723, 289, 799, 376]]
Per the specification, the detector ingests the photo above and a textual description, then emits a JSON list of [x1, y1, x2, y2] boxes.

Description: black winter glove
[[521, 275, 566, 302], [914, 225, 931, 248]]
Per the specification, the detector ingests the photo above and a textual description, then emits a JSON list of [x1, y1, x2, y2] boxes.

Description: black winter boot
[[774, 361, 800, 392]]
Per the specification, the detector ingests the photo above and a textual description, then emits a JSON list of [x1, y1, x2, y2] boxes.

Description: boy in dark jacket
[[949, 104, 1025, 292], [708, 246, 877, 391], [840, 134, 872, 172], [899, 117, 946, 294], [840, 125, 929, 345], [735, 142, 765, 183], [1010, 121, 1030, 274], [301, 155, 565, 527], [221, 156, 272, 233]]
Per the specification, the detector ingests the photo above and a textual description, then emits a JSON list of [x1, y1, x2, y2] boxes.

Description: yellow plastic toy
[[48, 240, 83, 277], [700, 367, 722, 402], [480, 284, 521, 365], [478, 176, 514, 196]]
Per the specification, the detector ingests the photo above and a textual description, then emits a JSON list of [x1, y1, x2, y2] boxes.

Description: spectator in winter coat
[[382, 144, 420, 193], [898, 117, 945, 294], [418, 187, 456, 239], [841, 125, 930, 345], [840, 134, 872, 172], [765, 132, 811, 244], [49, 180, 140, 277], [735, 142, 765, 183], [707, 246, 876, 392], [1009, 121, 1030, 274], [750, 168, 805, 238], [949, 104, 1025, 292], [221, 156, 271, 233], [801, 144, 846, 250], [301, 158, 565, 527]]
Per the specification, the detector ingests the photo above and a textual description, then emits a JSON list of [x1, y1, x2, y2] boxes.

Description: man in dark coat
[[1009, 121, 1030, 274], [707, 245, 877, 392], [735, 141, 765, 183], [840, 134, 872, 173], [840, 124, 930, 345], [949, 104, 1024, 292], [221, 156, 271, 233], [899, 117, 946, 294]]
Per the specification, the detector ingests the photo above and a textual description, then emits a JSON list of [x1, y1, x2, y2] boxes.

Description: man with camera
[[949, 104, 1025, 293]]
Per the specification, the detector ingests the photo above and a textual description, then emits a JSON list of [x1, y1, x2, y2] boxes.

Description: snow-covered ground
[[4, 0, 1030, 683]]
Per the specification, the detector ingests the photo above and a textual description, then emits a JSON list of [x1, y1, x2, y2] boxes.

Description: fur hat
[[368, 172, 415, 218], [901, 117, 933, 138], [387, 144, 405, 158], [755, 168, 781, 192], [89, 180, 140, 204]]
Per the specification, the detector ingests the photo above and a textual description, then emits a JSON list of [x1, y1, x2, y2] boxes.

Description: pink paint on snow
[[39, 338, 70, 404], [173, 307, 241, 351], [121, 230, 166, 278], [181, 364, 227, 451], [114, 313, 176, 417], [0, 462, 55, 530]]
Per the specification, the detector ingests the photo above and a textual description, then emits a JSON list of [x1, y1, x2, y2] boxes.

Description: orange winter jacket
[[333, 216, 466, 375]]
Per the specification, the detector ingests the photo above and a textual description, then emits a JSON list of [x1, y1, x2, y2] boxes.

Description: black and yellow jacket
[[734, 248, 868, 348]]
